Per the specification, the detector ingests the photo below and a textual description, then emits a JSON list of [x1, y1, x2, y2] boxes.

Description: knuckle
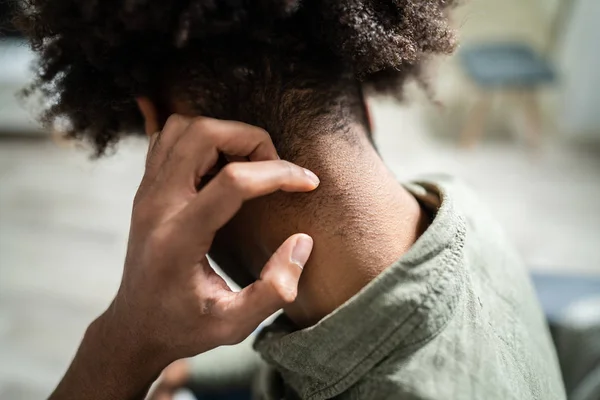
[[189, 117, 212, 136], [220, 163, 246, 187], [282, 160, 295, 174], [279, 160, 297, 179], [164, 114, 185, 132], [255, 126, 270, 140], [269, 277, 298, 304]]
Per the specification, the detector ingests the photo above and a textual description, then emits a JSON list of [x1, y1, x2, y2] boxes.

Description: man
[[15, 0, 565, 399]]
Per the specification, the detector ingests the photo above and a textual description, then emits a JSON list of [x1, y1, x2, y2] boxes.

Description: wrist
[[76, 311, 167, 398], [48, 312, 168, 400], [90, 308, 168, 377]]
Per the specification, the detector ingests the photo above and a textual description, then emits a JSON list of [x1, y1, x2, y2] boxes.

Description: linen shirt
[[253, 176, 566, 400]]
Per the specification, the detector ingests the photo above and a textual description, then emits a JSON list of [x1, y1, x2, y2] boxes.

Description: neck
[[258, 126, 428, 327], [194, 87, 429, 327]]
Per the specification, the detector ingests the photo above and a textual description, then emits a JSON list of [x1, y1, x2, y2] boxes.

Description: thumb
[[225, 234, 313, 327]]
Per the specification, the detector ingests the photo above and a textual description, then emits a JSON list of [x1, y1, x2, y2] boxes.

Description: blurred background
[[1, 0, 599, 399]]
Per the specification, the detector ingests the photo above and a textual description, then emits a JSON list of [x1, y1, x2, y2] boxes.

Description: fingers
[[145, 115, 192, 179], [214, 234, 313, 333], [147, 388, 175, 400], [144, 115, 279, 191], [178, 117, 277, 162], [159, 360, 190, 388], [162, 118, 279, 190], [176, 160, 319, 244]]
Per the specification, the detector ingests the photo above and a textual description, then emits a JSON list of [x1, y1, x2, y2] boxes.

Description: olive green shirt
[[253, 176, 566, 400]]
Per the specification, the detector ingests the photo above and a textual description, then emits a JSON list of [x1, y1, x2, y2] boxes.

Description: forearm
[[49, 313, 165, 400]]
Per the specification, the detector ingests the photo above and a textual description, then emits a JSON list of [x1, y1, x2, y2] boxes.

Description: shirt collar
[[254, 180, 468, 400]]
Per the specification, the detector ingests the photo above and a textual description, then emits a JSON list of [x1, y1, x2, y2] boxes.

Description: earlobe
[[136, 97, 160, 136]]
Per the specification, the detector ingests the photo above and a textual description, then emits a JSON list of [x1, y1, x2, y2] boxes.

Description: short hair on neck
[[15, 0, 457, 156]]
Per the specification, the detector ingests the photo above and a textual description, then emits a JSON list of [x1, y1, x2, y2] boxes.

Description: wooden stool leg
[[522, 91, 543, 148], [461, 92, 492, 148]]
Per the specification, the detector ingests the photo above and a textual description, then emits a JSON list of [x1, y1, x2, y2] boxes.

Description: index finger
[[158, 117, 280, 189], [173, 160, 318, 250], [182, 117, 279, 162]]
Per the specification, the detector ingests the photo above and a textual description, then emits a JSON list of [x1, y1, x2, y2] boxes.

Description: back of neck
[[269, 128, 428, 327]]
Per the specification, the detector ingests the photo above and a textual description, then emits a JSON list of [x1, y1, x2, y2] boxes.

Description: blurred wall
[[456, 0, 556, 47], [0, 40, 40, 134], [558, 0, 600, 142], [420, 0, 575, 142]]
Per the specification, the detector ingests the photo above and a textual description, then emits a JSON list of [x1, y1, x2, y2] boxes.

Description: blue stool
[[458, 42, 557, 147]]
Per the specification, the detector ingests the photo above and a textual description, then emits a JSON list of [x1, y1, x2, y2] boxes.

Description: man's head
[[16, 0, 456, 158], [16, 0, 456, 297]]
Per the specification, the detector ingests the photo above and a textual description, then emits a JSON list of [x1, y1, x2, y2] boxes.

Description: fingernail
[[303, 169, 320, 187], [291, 235, 313, 269]]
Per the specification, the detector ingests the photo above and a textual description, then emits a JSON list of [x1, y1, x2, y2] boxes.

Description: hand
[[49, 116, 318, 400], [106, 115, 318, 365], [147, 360, 191, 400]]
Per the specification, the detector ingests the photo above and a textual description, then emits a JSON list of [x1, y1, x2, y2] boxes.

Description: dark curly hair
[[14, 0, 457, 156]]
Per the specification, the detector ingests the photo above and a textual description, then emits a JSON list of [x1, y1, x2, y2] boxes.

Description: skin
[[49, 115, 319, 400], [49, 93, 428, 399], [137, 95, 429, 398], [141, 98, 429, 327]]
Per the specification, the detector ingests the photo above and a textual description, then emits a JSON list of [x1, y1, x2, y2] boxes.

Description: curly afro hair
[[14, 0, 457, 156]]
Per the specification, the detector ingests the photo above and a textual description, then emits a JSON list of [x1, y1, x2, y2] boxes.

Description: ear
[[136, 97, 160, 136]]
